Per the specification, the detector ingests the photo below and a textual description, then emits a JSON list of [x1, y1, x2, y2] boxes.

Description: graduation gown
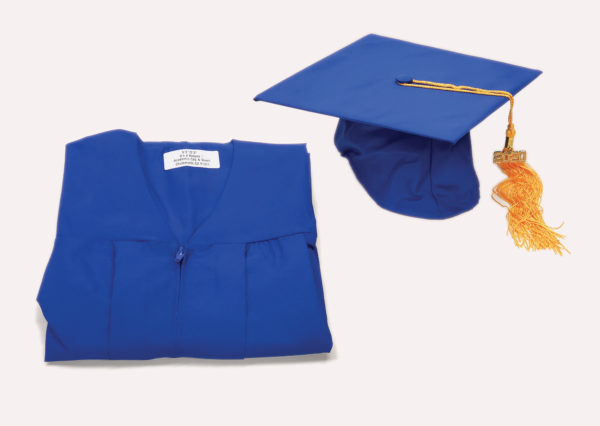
[[37, 130, 332, 361]]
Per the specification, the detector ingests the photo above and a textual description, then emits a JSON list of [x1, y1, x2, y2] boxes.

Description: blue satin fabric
[[38, 130, 332, 361], [335, 120, 479, 218]]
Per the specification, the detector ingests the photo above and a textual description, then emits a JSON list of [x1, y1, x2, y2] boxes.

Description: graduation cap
[[255, 34, 566, 254]]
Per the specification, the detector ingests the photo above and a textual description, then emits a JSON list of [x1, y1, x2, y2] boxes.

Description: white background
[[1, 1, 598, 425]]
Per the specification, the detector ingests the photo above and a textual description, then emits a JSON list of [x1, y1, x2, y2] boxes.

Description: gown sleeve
[[37, 139, 115, 361]]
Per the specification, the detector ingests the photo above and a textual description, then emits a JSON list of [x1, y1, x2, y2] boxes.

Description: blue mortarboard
[[255, 34, 568, 254], [254, 34, 542, 219]]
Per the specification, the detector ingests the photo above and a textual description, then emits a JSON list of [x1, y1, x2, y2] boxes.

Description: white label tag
[[163, 149, 220, 170]]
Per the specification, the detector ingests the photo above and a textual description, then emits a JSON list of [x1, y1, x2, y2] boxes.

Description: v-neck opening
[[133, 132, 237, 245]]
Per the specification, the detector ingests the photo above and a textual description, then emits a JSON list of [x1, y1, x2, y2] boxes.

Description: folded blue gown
[[37, 130, 333, 361]]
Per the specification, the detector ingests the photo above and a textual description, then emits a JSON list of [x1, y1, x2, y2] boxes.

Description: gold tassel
[[397, 78, 567, 254], [493, 127, 568, 255]]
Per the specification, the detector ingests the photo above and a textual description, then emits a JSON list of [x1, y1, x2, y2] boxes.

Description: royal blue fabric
[[37, 130, 332, 361], [335, 120, 479, 218], [254, 34, 541, 218], [254, 34, 541, 143]]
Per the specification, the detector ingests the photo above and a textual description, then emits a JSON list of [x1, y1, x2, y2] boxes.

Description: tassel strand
[[493, 161, 568, 255]]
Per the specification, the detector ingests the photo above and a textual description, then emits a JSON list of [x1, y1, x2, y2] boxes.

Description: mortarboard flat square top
[[255, 34, 541, 143]]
